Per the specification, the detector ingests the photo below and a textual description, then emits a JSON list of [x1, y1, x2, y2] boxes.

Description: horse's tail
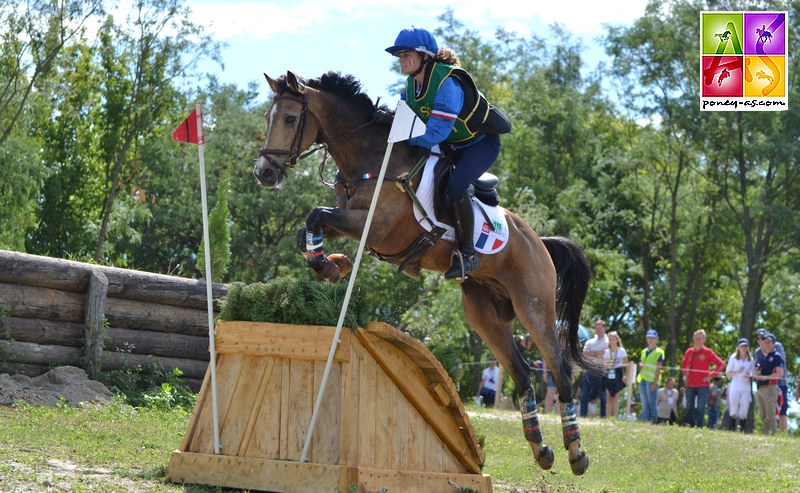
[[541, 236, 598, 371]]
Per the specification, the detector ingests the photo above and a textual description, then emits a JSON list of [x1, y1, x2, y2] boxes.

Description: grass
[[1, 397, 799, 492], [470, 406, 800, 493]]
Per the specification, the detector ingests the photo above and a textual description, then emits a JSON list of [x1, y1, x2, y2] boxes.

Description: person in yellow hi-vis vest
[[637, 329, 665, 424]]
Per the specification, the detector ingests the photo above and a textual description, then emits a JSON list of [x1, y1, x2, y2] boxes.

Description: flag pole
[[196, 104, 221, 455]]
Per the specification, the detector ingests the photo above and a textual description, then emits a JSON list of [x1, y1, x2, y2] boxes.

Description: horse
[[253, 70, 596, 475]]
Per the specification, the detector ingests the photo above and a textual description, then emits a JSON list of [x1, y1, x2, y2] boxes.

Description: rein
[[259, 91, 375, 188]]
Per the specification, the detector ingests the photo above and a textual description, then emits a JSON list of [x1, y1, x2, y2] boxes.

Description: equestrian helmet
[[385, 26, 438, 57]]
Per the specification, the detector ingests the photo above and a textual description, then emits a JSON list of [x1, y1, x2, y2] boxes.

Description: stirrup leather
[[445, 249, 478, 282]]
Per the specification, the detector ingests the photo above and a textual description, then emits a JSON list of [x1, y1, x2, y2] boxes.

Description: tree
[[91, 0, 222, 262], [0, 0, 102, 147]]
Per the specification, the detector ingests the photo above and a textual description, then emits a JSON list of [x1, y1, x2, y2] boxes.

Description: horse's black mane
[[278, 71, 391, 113]]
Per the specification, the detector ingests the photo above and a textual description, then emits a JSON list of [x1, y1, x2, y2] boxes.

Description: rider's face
[[398, 51, 424, 75]]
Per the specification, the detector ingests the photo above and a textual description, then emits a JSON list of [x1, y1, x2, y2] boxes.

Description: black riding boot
[[444, 190, 478, 281]]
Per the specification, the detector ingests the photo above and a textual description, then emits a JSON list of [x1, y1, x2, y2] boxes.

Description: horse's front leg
[[297, 206, 369, 282]]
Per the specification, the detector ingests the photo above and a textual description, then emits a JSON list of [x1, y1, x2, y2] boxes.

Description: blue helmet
[[385, 26, 438, 57]]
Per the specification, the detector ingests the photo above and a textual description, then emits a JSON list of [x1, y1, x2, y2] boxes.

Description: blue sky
[[185, 0, 650, 105]]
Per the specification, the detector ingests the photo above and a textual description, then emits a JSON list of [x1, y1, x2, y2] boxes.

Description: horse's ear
[[286, 71, 306, 93], [264, 73, 282, 94]]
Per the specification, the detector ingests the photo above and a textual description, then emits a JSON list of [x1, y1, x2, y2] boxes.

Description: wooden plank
[[0, 250, 228, 309], [374, 365, 393, 470], [280, 358, 291, 458], [424, 422, 444, 472], [214, 321, 349, 362], [187, 353, 243, 454], [166, 452, 342, 493], [356, 466, 493, 493], [391, 381, 409, 470], [218, 355, 270, 454], [245, 357, 283, 459], [355, 329, 482, 474], [310, 360, 341, 465], [406, 400, 425, 472], [238, 357, 275, 456], [179, 364, 212, 452], [287, 360, 314, 460], [357, 344, 377, 468], [339, 337, 360, 466]]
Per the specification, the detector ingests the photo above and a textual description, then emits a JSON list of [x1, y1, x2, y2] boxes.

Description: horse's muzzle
[[253, 157, 284, 188]]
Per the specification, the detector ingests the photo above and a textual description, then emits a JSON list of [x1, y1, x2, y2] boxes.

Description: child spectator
[[657, 376, 679, 425]]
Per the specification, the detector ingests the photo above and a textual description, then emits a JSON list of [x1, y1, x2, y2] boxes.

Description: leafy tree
[[197, 168, 231, 282]]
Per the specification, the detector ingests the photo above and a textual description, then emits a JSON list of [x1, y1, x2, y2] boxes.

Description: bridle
[[258, 89, 375, 188]]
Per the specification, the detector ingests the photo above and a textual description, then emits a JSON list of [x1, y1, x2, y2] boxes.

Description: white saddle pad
[[411, 145, 509, 255]]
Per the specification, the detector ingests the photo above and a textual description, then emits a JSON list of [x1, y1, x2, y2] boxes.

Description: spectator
[[580, 320, 609, 418], [540, 359, 559, 414], [725, 338, 754, 432], [477, 355, 503, 408], [637, 329, 664, 424], [681, 329, 726, 428], [753, 333, 784, 436], [602, 331, 629, 420], [754, 328, 788, 432], [707, 376, 723, 429], [657, 376, 679, 425]]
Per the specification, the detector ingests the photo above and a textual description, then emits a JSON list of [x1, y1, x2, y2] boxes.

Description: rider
[[386, 26, 506, 280]]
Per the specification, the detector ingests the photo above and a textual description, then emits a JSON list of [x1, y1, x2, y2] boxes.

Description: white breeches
[[728, 386, 752, 419]]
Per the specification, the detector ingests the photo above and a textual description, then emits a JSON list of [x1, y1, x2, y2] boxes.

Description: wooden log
[[104, 297, 212, 337], [0, 341, 81, 367], [5, 317, 85, 347], [5, 317, 210, 361], [0, 282, 85, 323], [0, 283, 215, 337], [101, 351, 208, 380], [0, 362, 51, 378], [84, 268, 109, 380], [105, 327, 210, 362], [0, 341, 207, 380], [0, 250, 227, 310]]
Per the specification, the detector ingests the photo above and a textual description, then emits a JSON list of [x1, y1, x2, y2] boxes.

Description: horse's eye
[[285, 115, 296, 124]]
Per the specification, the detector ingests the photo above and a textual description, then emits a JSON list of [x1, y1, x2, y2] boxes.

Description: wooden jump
[[166, 320, 492, 493]]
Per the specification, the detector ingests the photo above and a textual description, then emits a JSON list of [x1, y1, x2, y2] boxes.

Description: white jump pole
[[196, 104, 221, 455], [300, 140, 395, 462], [301, 101, 424, 462]]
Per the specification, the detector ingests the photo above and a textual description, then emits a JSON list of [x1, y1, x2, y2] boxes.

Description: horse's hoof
[[529, 442, 554, 470], [313, 256, 342, 283], [328, 253, 353, 278], [568, 449, 590, 476]]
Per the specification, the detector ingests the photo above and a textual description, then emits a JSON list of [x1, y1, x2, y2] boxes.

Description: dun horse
[[254, 71, 596, 475]]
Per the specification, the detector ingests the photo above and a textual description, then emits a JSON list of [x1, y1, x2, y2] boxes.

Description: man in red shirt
[[681, 329, 726, 427]]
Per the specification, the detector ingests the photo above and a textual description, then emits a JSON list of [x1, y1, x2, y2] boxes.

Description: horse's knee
[[306, 206, 333, 232]]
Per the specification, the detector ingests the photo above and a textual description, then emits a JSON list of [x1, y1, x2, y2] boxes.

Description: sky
[[185, 0, 651, 106]]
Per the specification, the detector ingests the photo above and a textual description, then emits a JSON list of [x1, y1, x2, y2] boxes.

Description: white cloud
[[188, 0, 648, 41]]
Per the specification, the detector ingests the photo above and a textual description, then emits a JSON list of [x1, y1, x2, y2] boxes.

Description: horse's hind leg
[[460, 281, 555, 471], [507, 272, 590, 475]]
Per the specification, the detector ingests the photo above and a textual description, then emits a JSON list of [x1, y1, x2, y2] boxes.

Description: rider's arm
[[408, 77, 464, 149]]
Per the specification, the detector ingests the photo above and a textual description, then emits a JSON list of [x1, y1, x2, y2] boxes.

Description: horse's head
[[254, 71, 322, 188]]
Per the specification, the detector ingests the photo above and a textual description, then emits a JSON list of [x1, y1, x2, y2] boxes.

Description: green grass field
[[1, 398, 798, 492]]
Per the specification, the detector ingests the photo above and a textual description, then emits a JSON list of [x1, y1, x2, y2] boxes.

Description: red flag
[[172, 108, 203, 144]]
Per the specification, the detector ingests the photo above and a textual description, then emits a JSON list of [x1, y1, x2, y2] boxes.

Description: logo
[[481, 222, 491, 234], [700, 11, 788, 111], [419, 104, 432, 118]]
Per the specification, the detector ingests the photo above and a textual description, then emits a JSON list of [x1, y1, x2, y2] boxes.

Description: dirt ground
[[0, 365, 113, 407]]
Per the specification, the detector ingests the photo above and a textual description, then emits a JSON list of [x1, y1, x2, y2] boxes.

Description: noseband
[[258, 89, 376, 186], [259, 92, 326, 177]]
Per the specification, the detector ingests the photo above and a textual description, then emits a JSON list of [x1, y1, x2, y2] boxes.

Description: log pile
[[0, 250, 227, 391]]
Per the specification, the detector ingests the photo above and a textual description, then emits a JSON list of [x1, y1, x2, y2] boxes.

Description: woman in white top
[[602, 331, 629, 419], [725, 338, 754, 431]]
